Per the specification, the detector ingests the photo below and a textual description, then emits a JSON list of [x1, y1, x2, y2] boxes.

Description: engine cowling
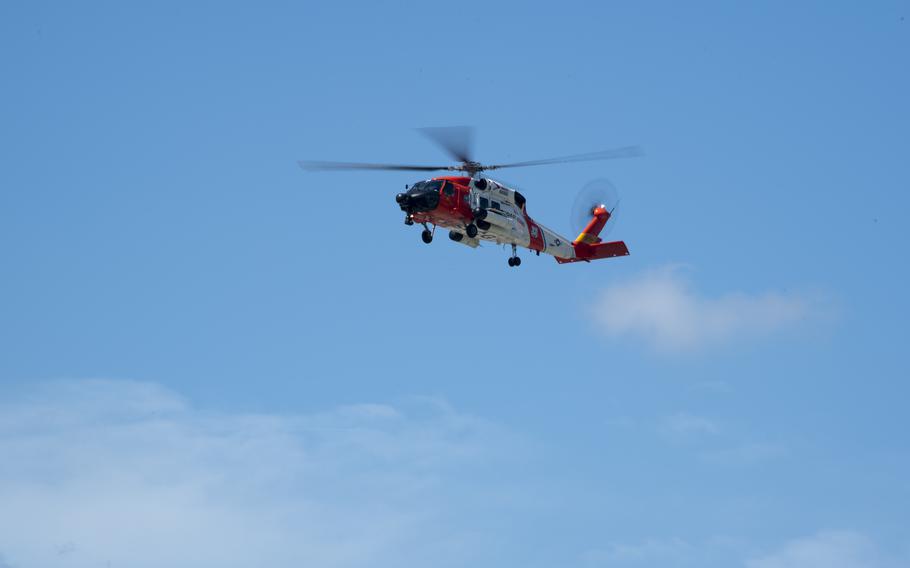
[[476, 208, 511, 229], [448, 230, 479, 248]]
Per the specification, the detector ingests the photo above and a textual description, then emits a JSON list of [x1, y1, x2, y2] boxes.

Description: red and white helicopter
[[300, 127, 639, 267]]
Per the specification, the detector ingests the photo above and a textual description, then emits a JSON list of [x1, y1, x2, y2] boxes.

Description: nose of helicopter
[[395, 186, 439, 213]]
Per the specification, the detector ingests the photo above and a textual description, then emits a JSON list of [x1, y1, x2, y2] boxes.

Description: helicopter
[[299, 127, 639, 267]]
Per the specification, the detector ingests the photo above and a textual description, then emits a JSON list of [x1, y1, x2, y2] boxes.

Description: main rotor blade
[[417, 126, 475, 164], [298, 160, 457, 172], [485, 146, 643, 170]]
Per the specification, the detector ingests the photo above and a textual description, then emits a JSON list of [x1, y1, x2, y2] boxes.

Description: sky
[[1, 1, 909, 567]]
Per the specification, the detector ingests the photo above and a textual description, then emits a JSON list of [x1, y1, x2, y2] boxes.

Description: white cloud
[[583, 537, 697, 567], [660, 412, 720, 442], [746, 531, 898, 568], [591, 265, 824, 351], [585, 532, 906, 568], [0, 379, 520, 568], [582, 535, 752, 568], [691, 380, 733, 393], [700, 442, 787, 466], [657, 413, 785, 466]]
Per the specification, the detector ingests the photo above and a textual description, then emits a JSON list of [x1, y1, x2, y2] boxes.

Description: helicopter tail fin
[[573, 206, 611, 245], [554, 206, 629, 263]]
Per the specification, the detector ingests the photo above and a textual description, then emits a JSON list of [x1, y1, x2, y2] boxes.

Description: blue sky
[[1, 1, 909, 567]]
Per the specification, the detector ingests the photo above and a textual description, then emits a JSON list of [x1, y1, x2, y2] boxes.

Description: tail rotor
[[570, 178, 621, 240]]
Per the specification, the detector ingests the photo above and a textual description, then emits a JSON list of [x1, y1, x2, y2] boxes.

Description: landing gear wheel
[[508, 243, 520, 267], [448, 230, 463, 242], [421, 229, 433, 244], [465, 224, 478, 238]]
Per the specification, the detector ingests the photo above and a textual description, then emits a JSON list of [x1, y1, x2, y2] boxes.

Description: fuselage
[[397, 176, 576, 259]]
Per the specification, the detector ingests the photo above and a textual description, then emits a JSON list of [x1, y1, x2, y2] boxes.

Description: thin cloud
[[700, 442, 788, 466], [583, 537, 696, 567], [660, 412, 720, 442], [658, 414, 786, 465], [746, 531, 898, 568], [591, 265, 826, 351], [0, 379, 520, 568], [584, 532, 905, 568]]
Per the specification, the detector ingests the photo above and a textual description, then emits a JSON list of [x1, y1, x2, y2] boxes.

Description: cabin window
[[443, 182, 455, 196], [479, 197, 489, 209], [491, 201, 501, 210]]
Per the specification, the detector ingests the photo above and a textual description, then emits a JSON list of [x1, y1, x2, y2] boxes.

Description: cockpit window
[[408, 180, 442, 194], [443, 182, 455, 196]]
